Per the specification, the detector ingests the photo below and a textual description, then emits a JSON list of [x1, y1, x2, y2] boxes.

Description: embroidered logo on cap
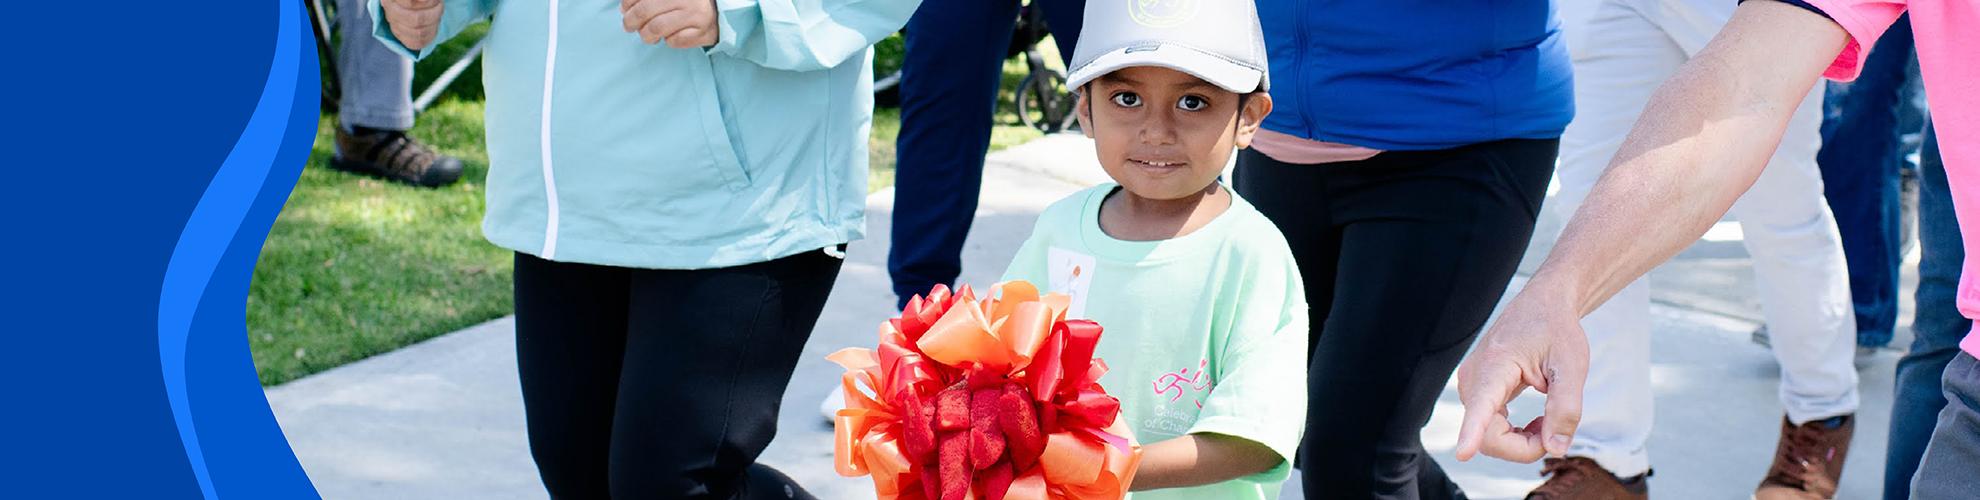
[[1129, 0, 1198, 28]]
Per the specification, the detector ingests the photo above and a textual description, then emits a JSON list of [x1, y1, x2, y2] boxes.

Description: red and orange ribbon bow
[[828, 281, 1141, 500]]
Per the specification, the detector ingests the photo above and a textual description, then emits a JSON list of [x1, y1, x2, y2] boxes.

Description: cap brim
[[1067, 45, 1265, 94]]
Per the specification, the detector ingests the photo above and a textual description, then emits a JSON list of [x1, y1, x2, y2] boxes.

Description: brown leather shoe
[[331, 127, 464, 188], [1755, 415, 1854, 499], [1526, 456, 1648, 499]]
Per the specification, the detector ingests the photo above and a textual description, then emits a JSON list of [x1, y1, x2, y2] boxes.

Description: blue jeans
[[1888, 126, 1958, 500], [888, 0, 1083, 307], [1818, 13, 1927, 349]]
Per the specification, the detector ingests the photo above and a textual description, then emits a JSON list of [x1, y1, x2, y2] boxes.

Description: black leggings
[[1234, 139, 1557, 500], [513, 249, 843, 499]]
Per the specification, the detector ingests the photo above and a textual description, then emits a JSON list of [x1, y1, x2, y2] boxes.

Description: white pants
[[1549, 0, 1861, 477]]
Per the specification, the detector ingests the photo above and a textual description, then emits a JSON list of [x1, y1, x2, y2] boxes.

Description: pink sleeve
[[1797, 0, 1908, 81]]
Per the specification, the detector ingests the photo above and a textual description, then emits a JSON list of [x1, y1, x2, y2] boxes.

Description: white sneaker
[[819, 385, 846, 423]]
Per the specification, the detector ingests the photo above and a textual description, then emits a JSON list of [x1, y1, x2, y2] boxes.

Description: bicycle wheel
[[1016, 71, 1075, 133]]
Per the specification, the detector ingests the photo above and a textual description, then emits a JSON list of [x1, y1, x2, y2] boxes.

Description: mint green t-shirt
[[1001, 184, 1310, 500]]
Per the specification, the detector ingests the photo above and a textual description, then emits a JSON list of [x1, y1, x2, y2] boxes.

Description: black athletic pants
[[513, 248, 843, 499], [1234, 139, 1558, 499]]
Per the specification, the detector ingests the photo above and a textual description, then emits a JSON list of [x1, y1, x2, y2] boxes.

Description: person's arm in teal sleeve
[[706, 0, 921, 72], [1136, 325, 1307, 491], [368, 0, 499, 61], [1146, 247, 1310, 489]]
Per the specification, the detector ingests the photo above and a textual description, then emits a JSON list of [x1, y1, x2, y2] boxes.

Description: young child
[[1000, 1, 1307, 498]]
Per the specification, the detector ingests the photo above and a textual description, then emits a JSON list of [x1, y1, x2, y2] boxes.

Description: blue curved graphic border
[[152, 0, 320, 497]]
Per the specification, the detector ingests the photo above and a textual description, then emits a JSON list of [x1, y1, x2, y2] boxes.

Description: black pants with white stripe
[[513, 248, 842, 499]]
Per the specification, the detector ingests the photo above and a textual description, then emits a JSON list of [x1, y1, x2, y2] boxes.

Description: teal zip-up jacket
[[369, 0, 917, 269]]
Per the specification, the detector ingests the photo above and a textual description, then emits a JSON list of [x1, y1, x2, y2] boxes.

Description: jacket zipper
[[1293, 0, 1313, 139], [538, 0, 562, 258]]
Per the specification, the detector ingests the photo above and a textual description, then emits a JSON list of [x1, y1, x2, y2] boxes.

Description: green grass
[[250, 100, 509, 386], [870, 107, 901, 191], [252, 30, 1057, 386]]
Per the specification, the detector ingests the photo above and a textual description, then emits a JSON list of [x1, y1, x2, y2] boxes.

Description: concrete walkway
[[267, 134, 1912, 499]]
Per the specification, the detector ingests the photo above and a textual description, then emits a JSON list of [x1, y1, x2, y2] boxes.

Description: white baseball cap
[[1066, 0, 1271, 94]]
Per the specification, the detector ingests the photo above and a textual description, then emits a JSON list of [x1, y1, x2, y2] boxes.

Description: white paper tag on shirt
[[1047, 247, 1096, 319]]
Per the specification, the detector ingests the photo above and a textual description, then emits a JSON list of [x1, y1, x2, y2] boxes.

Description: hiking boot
[[1526, 456, 1648, 499], [1755, 415, 1854, 499], [332, 126, 464, 188]]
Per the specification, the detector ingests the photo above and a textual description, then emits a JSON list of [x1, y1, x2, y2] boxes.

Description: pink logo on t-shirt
[[1152, 359, 1213, 409]]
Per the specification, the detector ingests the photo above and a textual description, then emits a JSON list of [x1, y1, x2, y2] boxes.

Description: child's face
[[1077, 66, 1272, 201]]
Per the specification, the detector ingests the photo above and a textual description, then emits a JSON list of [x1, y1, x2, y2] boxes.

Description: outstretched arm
[[1453, 0, 1850, 463]]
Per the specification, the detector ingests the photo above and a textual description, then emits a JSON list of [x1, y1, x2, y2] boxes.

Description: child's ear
[[1233, 92, 1274, 149], [1075, 90, 1095, 139]]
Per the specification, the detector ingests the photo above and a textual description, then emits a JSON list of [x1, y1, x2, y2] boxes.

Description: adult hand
[[1452, 288, 1591, 463], [621, 0, 719, 48], [380, 0, 444, 52]]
